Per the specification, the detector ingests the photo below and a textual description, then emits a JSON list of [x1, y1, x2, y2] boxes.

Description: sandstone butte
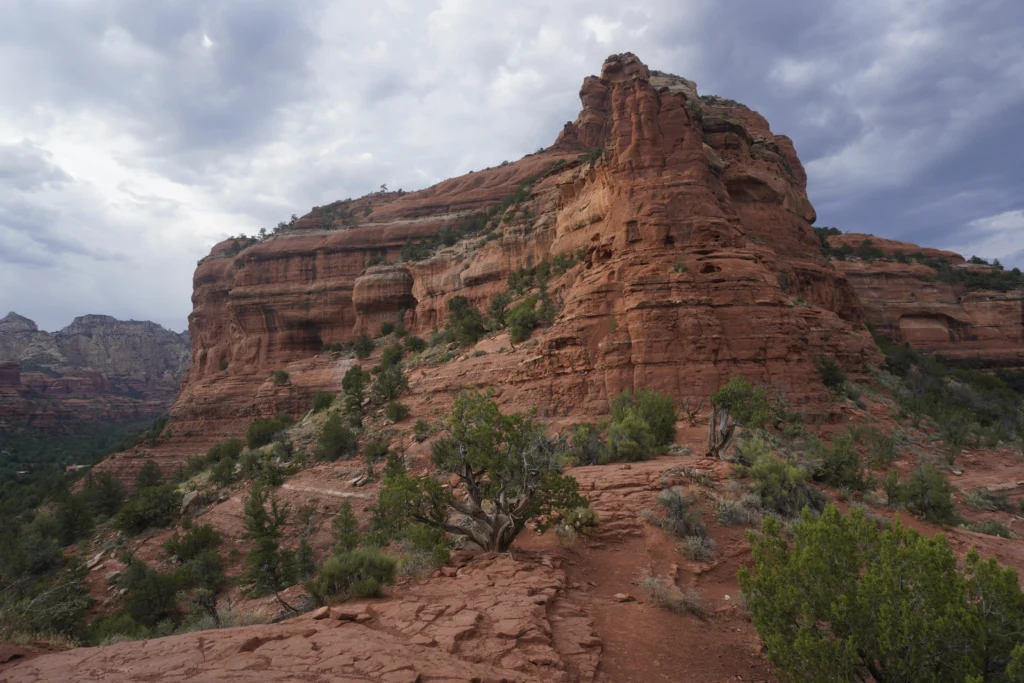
[[84, 52, 1022, 485], [0, 312, 190, 431]]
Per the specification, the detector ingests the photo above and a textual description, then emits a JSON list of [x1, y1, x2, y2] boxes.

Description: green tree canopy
[[739, 505, 1024, 682]]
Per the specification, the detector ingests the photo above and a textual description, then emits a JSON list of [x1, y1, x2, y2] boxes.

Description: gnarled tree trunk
[[706, 406, 736, 459]]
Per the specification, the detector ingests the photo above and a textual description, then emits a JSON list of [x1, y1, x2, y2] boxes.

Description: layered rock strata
[[111, 52, 887, 476], [0, 312, 190, 430], [826, 236, 1024, 369]]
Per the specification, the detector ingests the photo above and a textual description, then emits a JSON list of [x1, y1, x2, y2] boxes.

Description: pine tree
[[240, 484, 295, 598]]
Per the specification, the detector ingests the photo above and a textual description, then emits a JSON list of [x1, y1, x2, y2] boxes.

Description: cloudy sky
[[1, 0, 1022, 332]]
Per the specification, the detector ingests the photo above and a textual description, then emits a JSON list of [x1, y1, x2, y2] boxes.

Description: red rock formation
[[98, 52, 887, 477], [0, 312, 190, 431], [829, 242, 1024, 368]]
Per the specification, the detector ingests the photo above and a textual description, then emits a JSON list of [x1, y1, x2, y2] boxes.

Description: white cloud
[[946, 209, 1024, 265]]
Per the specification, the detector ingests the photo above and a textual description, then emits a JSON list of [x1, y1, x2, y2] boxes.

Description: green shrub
[[246, 414, 293, 449], [815, 355, 847, 391], [81, 471, 126, 519], [413, 419, 431, 442], [404, 335, 427, 353], [317, 413, 357, 461], [656, 487, 706, 538], [508, 295, 540, 343], [331, 501, 360, 553], [118, 558, 183, 628], [611, 389, 677, 447], [114, 484, 178, 534], [602, 411, 656, 463], [385, 401, 410, 423], [740, 505, 1024, 682], [305, 548, 396, 605], [313, 392, 335, 412], [270, 369, 289, 385], [164, 523, 221, 561], [969, 520, 1014, 539], [379, 322, 395, 337], [209, 456, 236, 486], [353, 334, 374, 359], [381, 342, 404, 369], [862, 426, 900, 465], [810, 431, 867, 490], [371, 365, 407, 403], [888, 464, 958, 525], [175, 548, 226, 593], [487, 291, 512, 329], [746, 450, 825, 517], [964, 488, 1013, 512], [568, 423, 605, 466], [135, 460, 163, 490], [205, 438, 243, 465], [445, 296, 485, 347]]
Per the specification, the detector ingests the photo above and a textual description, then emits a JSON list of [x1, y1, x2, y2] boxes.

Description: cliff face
[[826, 235, 1024, 369], [160, 52, 879, 453], [0, 312, 191, 430]]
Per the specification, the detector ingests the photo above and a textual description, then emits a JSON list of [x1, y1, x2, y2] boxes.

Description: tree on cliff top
[[377, 390, 587, 552]]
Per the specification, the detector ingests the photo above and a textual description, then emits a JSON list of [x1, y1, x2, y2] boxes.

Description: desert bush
[[639, 575, 706, 618], [815, 355, 847, 392], [246, 414, 293, 449], [270, 370, 289, 385], [306, 548, 396, 605], [371, 365, 408, 403], [683, 535, 717, 562], [81, 471, 126, 519], [507, 295, 540, 343], [113, 485, 178, 534], [404, 335, 427, 353], [602, 411, 656, 463], [164, 524, 221, 561], [740, 505, 1024, 682], [135, 460, 163, 490], [965, 488, 1014, 512], [385, 401, 410, 423], [656, 487, 706, 538], [445, 296, 485, 347], [714, 497, 761, 526], [745, 450, 825, 518], [886, 464, 958, 525], [413, 419, 431, 442], [312, 392, 335, 413], [566, 422, 604, 466], [379, 322, 395, 337], [205, 438, 243, 465], [353, 334, 374, 359], [610, 389, 677, 447], [317, 413, 357, 461], [331, 501, 360, 553], [809, 431, 868, 490], [862, 426, 901, 465], [380, 342, 404, 369], [969, 520, 1014, 539]]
